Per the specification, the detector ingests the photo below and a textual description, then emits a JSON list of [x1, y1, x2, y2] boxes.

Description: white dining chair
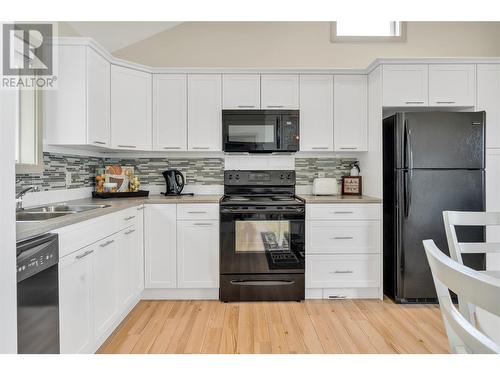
[[423, 239, 500, 354], [443, 211, 500, 322]]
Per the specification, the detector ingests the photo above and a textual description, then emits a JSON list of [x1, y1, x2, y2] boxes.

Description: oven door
[[220, 207, 305, 274], [222, 111, 280, 152]]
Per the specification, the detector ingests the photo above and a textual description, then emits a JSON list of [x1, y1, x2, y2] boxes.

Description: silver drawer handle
[[136, 207, 144, 211], [404, 100, 424, 104], [124, 215, 136, 221], [188, 211, 207, 214], [266, 105, 284, 108], [100, 240, 114, 248], [75, 249, 94, 260], [163, 146, 181, 149], [331, 236, 354, 240], [194, 223, 213, 226], [435, 100, 456, 104], [339, 147, 358, 150], [333, 211, 354, 214], [125, 229, 136, 235], [331, 270, 354, 274], [312, 147, 329, 150], [93, 141, 106, 145], [192, 146, 210, 150], [237, 105, 255, 108], [327, 295, 347, 299], [117, 145, 137, 148]]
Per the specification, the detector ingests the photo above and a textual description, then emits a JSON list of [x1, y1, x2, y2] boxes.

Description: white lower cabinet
[[59, 244, 95, 354], [177, 220, 219, 288], [305, 203, 382, 299]]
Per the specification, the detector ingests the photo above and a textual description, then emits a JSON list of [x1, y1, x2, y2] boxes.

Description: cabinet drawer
[[307, 221, 380, 254], [116, 206, 143, 227], [306, 204, 380, 220], [306, 254, 380, 288], [177, 204, 219, 220]]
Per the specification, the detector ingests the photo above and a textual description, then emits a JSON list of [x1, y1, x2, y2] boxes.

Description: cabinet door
[[382, 64, 428, 106], [133, 206, 145, 295], [187, 74, 222, 151], [299, 75, 334, 151], [117, 226, 137, 311], [153, 74, 187, 151], [222, 74, 261, 109], [261, 75, 299, 109], [177, 220, 219, 288], [87, 47, 111, 147], [59, 245, 94, 354], [477, 65, 500, 148], [93, 235, 119, 341], [429, 64, 476, 107], [111, 65, 152, 151], [334, 75, 368, 151], [144, 205, 177, 288]]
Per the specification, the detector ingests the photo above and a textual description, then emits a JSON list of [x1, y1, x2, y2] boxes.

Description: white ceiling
[[67, 22, 182, 52]]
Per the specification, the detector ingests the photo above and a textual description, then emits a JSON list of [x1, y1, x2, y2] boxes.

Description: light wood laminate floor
[[98, 298, 449, 354]]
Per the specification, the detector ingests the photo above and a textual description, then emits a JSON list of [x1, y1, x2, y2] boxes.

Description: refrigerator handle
[[403, 119, 414, 169], [403, 170, 412, 218]]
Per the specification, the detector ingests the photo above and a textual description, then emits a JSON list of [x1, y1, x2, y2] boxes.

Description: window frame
[[330, 21, 407, 43]]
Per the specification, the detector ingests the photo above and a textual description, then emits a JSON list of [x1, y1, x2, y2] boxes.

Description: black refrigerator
[[383, 111, 486, 303]]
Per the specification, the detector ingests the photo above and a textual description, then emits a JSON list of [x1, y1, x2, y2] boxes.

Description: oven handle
[[230, 279, 296, 286], [220, 208, 305, 214]]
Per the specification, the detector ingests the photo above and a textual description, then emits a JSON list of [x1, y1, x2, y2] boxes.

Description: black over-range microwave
[[222, 110, 300, 153]]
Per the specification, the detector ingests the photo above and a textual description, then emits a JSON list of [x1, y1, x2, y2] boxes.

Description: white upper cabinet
[[382, 64, 429, 107], [299, 75, 334, 151], [477, 64, 500, 149], [111, 65, 152, 151], [261, 75, 299, 109], [153, 74, 187, 151], [87, 48, 111, 147], [334, 75, 368, 152], [187, 74, 222, 151], [222, 74, 261, 109], [45, 45, 111, 147], [428, 64, 476, 107]]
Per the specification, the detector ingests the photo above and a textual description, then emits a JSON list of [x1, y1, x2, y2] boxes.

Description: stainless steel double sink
[[16, 204, 111, 222]]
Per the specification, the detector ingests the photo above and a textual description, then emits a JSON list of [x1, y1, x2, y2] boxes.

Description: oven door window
[[235, 220, 289, 253]]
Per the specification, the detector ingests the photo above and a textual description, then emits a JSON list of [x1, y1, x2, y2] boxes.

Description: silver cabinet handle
[[312, 147, 329, 150], [117, 145, 137, 148], [76, 249, 94, 260], [93, 141, 106, 145], [124, 215, 136, 221], [331, 236, 354, 240], [327, 295, 347, 299], [404, 100, 424, 104], [188, 211, 207, 214], [163, 146, 181, 149], [333, 211, 354, 214], [192, 146, 210, 150], [136, 207, 144, 211], [100, 240, 114, 248], [435, 100, 456, 104], [339, 147, 358, 150], [193, 222, 213, 226], [237, 105, 255, 108], [266, 105, 284, 108], [331, 270, 354, 274], [125, 229, 136, 235]]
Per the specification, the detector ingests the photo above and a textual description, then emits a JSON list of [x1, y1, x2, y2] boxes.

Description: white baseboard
[[141, 288, 219, 300], [306, 287, 382, 300]]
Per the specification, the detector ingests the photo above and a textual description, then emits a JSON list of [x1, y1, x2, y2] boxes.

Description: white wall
[[109, 22, 500, 68], [0, 75, 18, 351]]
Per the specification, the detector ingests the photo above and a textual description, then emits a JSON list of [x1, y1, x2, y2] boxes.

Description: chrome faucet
[[16, 186, 38, 211]]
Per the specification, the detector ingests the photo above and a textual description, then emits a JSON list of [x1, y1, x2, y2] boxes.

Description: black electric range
[[219, 170, 305, 302]]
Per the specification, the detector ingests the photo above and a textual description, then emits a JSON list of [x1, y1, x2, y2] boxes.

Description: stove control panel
[[224, 170, 295, 186]]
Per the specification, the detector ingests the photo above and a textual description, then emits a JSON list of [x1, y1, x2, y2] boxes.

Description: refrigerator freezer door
[[399, 112, 485, 169], [396, 169, 485, 301]]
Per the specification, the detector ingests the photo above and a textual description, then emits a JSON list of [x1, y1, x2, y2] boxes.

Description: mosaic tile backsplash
[[16, 153, 357, 191]]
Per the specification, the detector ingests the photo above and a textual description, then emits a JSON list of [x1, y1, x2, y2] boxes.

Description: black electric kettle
[[162, 169, 185, 195]]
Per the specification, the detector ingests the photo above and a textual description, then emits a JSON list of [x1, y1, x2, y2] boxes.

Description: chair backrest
[[443, 211, 500, 264], [423, 239, 500, 354]]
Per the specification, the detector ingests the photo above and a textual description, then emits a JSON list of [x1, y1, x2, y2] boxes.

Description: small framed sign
[[342, 176, 362, 196]]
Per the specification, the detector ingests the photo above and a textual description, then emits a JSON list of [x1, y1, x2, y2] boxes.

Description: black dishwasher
[[17, 233, 60, 354]]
